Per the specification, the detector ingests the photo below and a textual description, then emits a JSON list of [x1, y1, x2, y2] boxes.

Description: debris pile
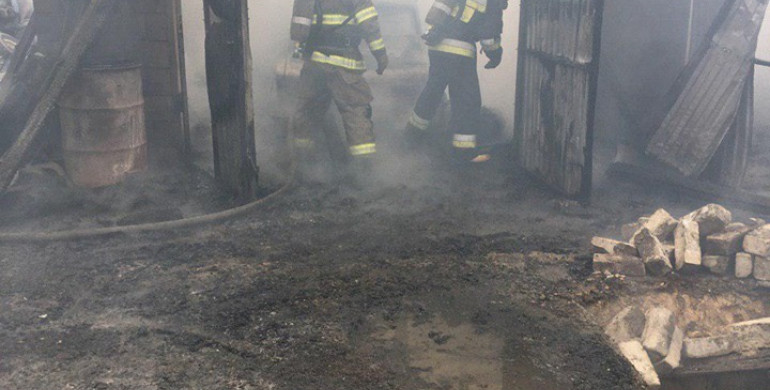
[[592, 204, 770, 282], [607, 305, 770, 387]]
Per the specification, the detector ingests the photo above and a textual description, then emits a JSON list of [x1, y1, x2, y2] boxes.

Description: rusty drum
[[58, 64, 147, 188]]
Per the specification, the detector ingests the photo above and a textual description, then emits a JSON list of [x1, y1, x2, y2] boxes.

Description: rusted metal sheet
[[58, 65, 147, 188], [514, 0, 604, 199], [646, 0, 768, 177]]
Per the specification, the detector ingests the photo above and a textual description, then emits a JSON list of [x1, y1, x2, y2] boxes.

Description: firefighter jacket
[[291, 0, 387, 72], [425, 0, 505, 58]]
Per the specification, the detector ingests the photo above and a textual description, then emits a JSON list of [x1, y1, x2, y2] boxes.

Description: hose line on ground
[[0, 138, 298, 243]]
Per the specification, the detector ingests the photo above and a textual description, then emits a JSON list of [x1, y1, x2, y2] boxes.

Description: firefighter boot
[[340, 156, 376, 189]]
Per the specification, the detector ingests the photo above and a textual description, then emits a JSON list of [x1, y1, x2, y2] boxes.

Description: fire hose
[[0, 140, 298, 243]]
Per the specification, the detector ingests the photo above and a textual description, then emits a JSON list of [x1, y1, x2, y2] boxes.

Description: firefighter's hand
[[375, 52, 389, 75], [484, 47, 503, 69], [421, 29, 443, 46]]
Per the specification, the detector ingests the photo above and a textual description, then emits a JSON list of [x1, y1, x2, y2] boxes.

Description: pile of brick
[[607, 306, 770, 387], [592, 204, 769, 282]]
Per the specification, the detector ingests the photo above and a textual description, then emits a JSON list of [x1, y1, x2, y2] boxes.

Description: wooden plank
[[204, 0, 258, 200], [514, 0, 603, 199], [646, 0, 768, 177], [0, 0, 119, 192]]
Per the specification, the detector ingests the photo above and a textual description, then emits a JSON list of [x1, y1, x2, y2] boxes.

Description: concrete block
[[735, 252, 753, 279], [654, 327, 683, 375], [593, 253, 646, 277], [683, 336, 736, 359], [754, 256, 770, 281], [702, 255, 731, 276], [743, 224, 770, 257], [634, 228, 672, 276], [642, 307, 676, 362], [674, 219, 701, 271], [618, 340, 661, 388], [683, 204, 732, 237], [703, 228, 750, 256], [605, 306, 646, 343], [642, 209, 679, 241], [591, 237, 638, 257]]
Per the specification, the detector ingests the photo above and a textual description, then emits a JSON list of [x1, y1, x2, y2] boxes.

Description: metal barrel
[[58, 64, 147, 188]]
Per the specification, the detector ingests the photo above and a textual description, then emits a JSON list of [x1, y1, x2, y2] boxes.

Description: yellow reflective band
[[453, 134, 477, 149], [466, 0, 487, 13], [429, 39, 476, 58], [310, 52, 366, 71], [408, 111, 430, 130], [294, 138, 314, 149], [355, 6, 378, 23], [460, 7, 475, 22], [292, 16, 312, 26], [481, 38, 501, 51], [313, 14, 351, 26], [350, 143, 376, 156], [368, 38, 385, 51]]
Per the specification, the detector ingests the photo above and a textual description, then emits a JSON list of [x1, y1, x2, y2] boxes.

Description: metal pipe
[[755, 57, 770, 67]]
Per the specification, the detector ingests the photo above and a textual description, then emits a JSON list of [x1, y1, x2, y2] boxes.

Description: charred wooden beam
[[204, 0, 258, 201]]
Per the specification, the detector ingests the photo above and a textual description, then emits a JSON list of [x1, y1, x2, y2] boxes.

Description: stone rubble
[[591, 203, 770, 284]]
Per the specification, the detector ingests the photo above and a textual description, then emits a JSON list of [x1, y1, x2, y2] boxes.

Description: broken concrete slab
[[618, 340, 661, 388], [591, 237, 638, 257], [735, 252, 753, 278], [684, 204, 732, 237], [654, 326, 683, 375], [703, 228, 751, 256], [743, 224, 770, 257], [633, 228, 673, 276], [753, 255, 770, 281], [605, 306, 646, 344], [702, 255, 731, 276], [593, 253, 646, 277], [683, 336, 736, 359], [674, 219, 701, 271], [642, 307, 676, 362], [642, 209, 679, 241]]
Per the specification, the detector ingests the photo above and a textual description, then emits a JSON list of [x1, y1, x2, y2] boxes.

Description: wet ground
[[1, 139, 770, 389]]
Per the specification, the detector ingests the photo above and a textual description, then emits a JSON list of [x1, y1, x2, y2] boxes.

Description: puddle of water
[[373, 316, 565, 390]]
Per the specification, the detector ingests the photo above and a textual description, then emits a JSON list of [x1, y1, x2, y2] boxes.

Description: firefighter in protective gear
[[290, 0, 388, 174], [406, 0, 506, 162]]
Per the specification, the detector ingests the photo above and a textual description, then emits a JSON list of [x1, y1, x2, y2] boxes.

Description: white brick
[[605, 306, 646, 344], [683, 336, 736, 359], [754, 256, 770, 281], [618, 340, 661, 388], [702, 255, 730, 276], [683, 204, 732, 237], [655, 327, 683, 375], [642, 307, 676, 362], [593, 254, 646, 277], [743, 224, 770, 257], [674, 219, 701, 271], [735, 252, 753, 279]]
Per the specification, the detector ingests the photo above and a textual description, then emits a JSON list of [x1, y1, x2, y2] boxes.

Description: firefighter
[[405, 0, 505, 163], [290, 0, 388, 182]]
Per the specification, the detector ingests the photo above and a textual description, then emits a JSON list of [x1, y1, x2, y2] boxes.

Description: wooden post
[[204, 0, 258, 201]]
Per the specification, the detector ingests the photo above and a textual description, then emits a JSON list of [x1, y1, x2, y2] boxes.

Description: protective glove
[[421, 28, 444, 46], [483, 47, 503, 69], [374, 51, 389, 75]]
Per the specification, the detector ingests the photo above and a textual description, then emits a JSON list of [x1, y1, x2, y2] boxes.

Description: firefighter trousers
[[291, 60, 376, 156], [411, 51, 481, 149]]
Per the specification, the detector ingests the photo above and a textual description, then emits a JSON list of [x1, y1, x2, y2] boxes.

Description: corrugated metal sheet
[[514, 0, 603, 198], [646, 0, 768, 177]]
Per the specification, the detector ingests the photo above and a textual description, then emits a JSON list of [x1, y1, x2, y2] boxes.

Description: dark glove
[[375, 51, 389, 75], [421, 28, 444, 46], [483, 47, 503, 69]]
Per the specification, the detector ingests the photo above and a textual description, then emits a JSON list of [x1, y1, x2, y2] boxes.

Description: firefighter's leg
[[408, 51, 451, 133], [290, 61, 332, 154], [447, 55, 483, 162], [327, 67, 376, 158]]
